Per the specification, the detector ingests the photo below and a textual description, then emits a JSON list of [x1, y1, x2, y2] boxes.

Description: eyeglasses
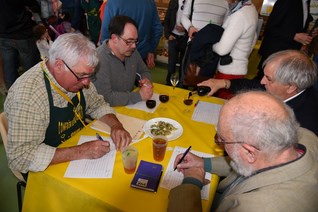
[[118, 36, 138, 46], [214, 133, 261, 151], [214, 133, 244, 146], [62, 60, 93, 81]]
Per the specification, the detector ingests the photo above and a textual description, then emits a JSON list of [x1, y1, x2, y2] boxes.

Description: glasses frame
[[62, 60, 92, 81], [118, 35, 138, 46], [214, 133, 244, 146], [214, 133, 261, 151]]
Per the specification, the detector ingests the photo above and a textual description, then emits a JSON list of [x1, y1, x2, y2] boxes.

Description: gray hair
[[229, 92, 299, 157], [48, 33, 99, 68], [263, 50, 317, 92]]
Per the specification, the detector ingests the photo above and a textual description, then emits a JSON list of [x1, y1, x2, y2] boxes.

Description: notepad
[[160, 146, 213, 200], [130, 160, 163, 192], [192, 101, 223, 125]]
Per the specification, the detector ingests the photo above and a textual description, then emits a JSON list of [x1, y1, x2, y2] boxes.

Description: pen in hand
[[174, 146, 192, 171], [96, 133, 104, 141]]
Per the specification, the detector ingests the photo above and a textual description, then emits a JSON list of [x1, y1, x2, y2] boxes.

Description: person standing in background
[[212, 0, 258, 99], [100, 0, 163, 69], [0, 0, 41, 89], [0, 56, 7, 95], [61, 0, 85, 32], [163, 0, 188, 85], [81, 0, 102, 46], [181, 0, 229, 39], [33, 24, 53, 59], [255, 0, 314, 80]]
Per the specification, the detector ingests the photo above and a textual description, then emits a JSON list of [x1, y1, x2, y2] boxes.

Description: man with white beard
[[168, 91, 318, 211]]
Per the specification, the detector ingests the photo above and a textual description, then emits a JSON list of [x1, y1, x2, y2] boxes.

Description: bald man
[[168, 91, 318, 212]]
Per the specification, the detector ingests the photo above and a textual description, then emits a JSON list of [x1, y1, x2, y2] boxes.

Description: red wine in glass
[[146, 100, 156, 109], [159, 94, 169, 103], [183, 99, 193, 105]]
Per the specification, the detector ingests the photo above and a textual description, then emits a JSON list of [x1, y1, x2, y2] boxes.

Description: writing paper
[[64, 136, 116, 178], [90, 113, 147, 143], [192, 101, 223, 125], [160, 146, 213, 200], [126, 93, 160, 113]]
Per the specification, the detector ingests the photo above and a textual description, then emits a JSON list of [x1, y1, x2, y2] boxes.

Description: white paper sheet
[[192, 101, 223, 125], [126, 93, 160, 113], [64, 136, 116, 178], [90, 114, 147, 143], [160, 146, 214, 200]]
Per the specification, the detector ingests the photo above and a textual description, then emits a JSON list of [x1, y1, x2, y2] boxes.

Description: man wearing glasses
[[93, 15, 153, 106], [198, 50, 318, 136], [169, 91, 318, 211], [4, 33, 132, 180]]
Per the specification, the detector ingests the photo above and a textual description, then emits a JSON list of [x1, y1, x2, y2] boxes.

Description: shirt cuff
[[182, 177, 204, 189], [203, 157, 212, 172]]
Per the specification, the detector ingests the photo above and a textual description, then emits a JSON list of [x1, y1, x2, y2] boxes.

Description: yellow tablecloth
[[22, 83, 225, 212]]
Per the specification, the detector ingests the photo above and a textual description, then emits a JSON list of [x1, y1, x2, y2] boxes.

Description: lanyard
[[41, 61, 86, 127]]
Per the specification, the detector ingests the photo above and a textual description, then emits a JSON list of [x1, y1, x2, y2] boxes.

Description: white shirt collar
[[284, 89, 305, 102]]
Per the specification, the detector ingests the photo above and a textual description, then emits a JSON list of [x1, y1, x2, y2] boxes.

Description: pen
[[136, 73, 142, 80], [194, 100, 199, 107], [96, 133, 104, 141], [174, 146, 192, 171]]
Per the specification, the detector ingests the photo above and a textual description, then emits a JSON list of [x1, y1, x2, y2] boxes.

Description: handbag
[[182, 41, 213, 86]]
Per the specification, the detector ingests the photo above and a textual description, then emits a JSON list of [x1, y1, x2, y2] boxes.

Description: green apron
[[43, 72, 86, 147]]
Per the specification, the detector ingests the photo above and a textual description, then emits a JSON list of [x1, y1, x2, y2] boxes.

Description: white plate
[[143, 117, 183, 141]]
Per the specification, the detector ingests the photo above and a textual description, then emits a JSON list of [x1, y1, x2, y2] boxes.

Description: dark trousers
[[0, 37, 40, 88], [166, 35, 187, 85]]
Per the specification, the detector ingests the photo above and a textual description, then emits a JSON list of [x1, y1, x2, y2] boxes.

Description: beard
[[229, 146, 256, 177]]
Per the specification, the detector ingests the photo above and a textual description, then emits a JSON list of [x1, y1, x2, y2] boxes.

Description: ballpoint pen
[[96, 133, 104, 141], [136, 73, 142, 80], [194, 100, 200, 107], [174, 146, 192, 171], [136, 73, 148, 87]]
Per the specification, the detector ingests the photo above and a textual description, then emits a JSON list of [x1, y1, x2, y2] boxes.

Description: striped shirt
[[181, 0, 229, 31]]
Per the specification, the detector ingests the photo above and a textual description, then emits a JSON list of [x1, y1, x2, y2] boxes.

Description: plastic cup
[[121, 146, 138, 174], [152, 136, 168, 162]]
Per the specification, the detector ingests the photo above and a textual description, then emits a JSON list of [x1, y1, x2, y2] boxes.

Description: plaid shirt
[[4, 62, 115, 173]]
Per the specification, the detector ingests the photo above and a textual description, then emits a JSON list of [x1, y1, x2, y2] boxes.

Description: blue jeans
[[166, 36, 187, 85], [0, 37, 40, 88]]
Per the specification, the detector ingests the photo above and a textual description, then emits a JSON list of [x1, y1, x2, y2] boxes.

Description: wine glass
[[170, 73, 179, 97], [146, 99, 156, 118], [183, 94, 193, 114], [146, 99, 156, 109], [159, 92, 169, 111]]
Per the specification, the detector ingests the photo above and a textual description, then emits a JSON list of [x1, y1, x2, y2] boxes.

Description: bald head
[[218, 91, 299, 154], [221, 91, 288, 123]]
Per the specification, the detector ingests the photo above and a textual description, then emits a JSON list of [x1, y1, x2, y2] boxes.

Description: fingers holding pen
[[174, 152, 204, 171], [79, 140, 110, 159]]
